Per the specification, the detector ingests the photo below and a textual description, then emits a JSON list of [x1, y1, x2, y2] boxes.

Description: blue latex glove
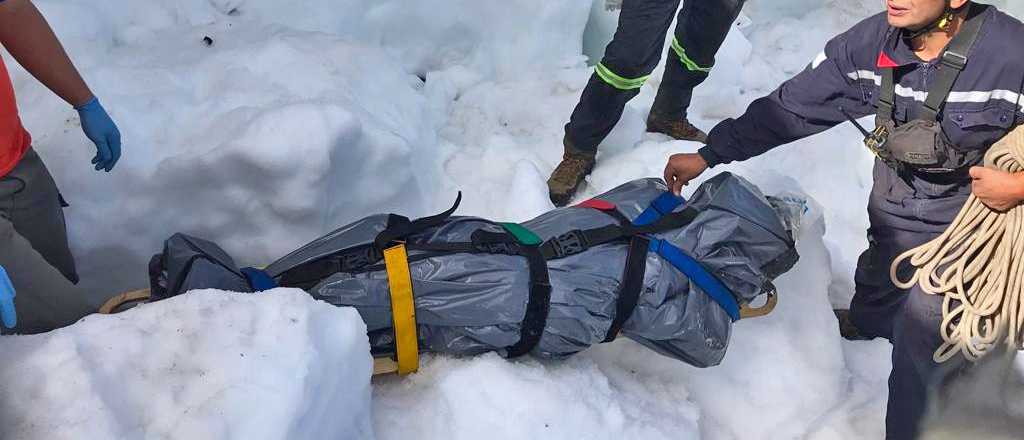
[[75, 97, 122, 172], [0, 265, 16, 330]]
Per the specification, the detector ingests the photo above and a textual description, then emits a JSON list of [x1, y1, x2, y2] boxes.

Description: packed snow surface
[[2, 0, 1024, 439], [0, 289, 373, 439]]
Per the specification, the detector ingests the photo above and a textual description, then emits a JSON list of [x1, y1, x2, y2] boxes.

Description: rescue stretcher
[[101, 173, 802, 375]]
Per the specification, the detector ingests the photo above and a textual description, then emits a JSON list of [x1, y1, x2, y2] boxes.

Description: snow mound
[[373, 353, 699, 440], [0, 289, 373, 440]]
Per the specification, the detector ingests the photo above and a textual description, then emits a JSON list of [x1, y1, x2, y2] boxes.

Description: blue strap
[[241, 267, 278, 292], [0, 265, 17, 329], [648, 239, 741, 321], [633, 191, 740, 321], [634, 192, 685, 226]]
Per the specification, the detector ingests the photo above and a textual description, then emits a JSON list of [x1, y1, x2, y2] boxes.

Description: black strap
[[414, 228, 550, 358], [469, 229, 526, 255], [373, 192, 462, 252], [278, 245, 381, 289], [405, 242, 478, 254], [286, 197, 694, 357], [406, 206, 698, 261], [603, 236, 650, 342], [877, 68, 896, 125], [539, 227, 612, 259], [504, 244, 551, 358], [921, 4, 987, 121], [536, 207, 698, 342], [597, 206, 633, 226], [539, 207, 700, 259], [279, 193, 462, 289], [875, 5, 987, 124], [633, 206, 700, 234]]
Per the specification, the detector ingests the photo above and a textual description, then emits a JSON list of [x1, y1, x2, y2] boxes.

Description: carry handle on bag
[[0, 265, 16, 329]]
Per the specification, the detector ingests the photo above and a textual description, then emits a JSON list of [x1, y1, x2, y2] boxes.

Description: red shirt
[[0, 56, 30, 178]]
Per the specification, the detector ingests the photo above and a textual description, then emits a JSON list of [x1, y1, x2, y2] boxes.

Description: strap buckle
[[941, 50, 967, 70], [546, 230, 589, 259]]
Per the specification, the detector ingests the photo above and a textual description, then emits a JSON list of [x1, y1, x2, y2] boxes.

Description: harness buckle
[[941, 50, 967, 70], [548, 231, 588, 258]]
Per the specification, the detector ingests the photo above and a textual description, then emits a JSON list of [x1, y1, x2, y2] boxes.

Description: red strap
[[576, 198, 616, 211]]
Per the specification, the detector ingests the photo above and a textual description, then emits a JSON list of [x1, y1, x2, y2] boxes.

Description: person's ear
[[950, 0, 971, 10]]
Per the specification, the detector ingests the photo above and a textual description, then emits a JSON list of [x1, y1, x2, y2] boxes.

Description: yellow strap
[[384, 244, 419, 374]]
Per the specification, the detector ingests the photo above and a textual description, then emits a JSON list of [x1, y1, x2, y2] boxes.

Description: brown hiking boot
[[547, 137, 596, 207], [834, 309, 873, 341], [646, 112, 708, 143]]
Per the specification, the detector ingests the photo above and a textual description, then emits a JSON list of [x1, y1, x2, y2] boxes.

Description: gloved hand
[[0, 265, 16, 330], [75, 97, 122, 172]]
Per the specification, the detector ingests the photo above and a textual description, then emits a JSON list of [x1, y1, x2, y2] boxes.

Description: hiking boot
[[646, 112, 708, 143], [548, 137, 596, 207], [834, 309, 873, 341]]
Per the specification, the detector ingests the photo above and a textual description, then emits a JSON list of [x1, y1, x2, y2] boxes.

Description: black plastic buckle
[[941, 50, 967, 70], [548, 231, 588, 258]]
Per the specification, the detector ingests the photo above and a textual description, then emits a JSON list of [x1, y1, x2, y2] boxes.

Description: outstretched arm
[[666, 28, 875, 194], [0, 0, 92, 106], [0, 0, 121, 171]]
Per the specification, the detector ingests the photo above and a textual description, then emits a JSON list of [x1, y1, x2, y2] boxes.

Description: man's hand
[[969, 166, 1024, 212], [663, 153, 708, 195]]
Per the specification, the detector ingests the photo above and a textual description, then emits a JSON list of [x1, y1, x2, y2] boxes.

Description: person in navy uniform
[[664, 1, 1024, 438]]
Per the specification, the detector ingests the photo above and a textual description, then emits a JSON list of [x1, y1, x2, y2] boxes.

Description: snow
[[0, 289, 373, 439], [2, 0, 1023, 439], [373, 353, 701, 440]]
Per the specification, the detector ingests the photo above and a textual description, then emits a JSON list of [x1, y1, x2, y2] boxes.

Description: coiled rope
[[891, 125, 1024, 363]]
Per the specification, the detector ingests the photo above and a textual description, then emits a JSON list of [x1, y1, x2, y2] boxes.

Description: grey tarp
[[149, 173, 799, 367]]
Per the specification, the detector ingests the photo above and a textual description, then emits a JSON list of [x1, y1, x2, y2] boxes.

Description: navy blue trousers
[[851, 162, 970, 439], [565, 0, 745, 152]]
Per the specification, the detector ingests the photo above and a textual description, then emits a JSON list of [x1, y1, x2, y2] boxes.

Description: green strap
[[595, 62, 649, 90], [670, 37, 712, 73], [500, 223, 542, 246]]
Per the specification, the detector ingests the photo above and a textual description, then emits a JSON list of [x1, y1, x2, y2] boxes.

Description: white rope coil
[[891, 125, 1024, 363]]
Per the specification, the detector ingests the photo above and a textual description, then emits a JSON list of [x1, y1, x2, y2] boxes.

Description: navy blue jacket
[[700, 5, 1024, 168], [699, 4, 1024, 233]]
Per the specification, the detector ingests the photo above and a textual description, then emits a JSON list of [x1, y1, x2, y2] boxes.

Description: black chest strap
[[921, 5, 987, 121], [877, 67, 896, 125], [876, 5, 987, 125]]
